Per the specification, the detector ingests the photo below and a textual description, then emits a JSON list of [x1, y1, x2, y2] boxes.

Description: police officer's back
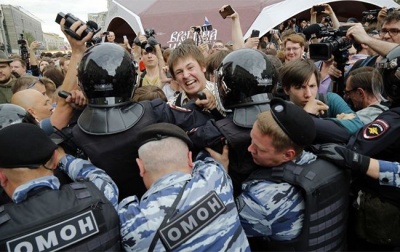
[[118, 123, 250, 251], [0, 123, 120, 251], [72, 43, 213, 201]]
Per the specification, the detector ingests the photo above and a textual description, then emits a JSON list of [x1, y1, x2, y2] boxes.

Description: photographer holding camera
[[104, 31, 116, 43], [310, 4, 340, 29], [328, 9, 400, 85], [134, 29, 169, 88]]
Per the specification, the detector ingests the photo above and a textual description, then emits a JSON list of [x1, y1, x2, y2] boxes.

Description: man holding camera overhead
[[329, 8, 400, 81], [134, 30, 168, 88]]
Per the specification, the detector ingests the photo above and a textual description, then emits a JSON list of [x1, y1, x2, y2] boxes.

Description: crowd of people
[[0, 3, 400, 251]]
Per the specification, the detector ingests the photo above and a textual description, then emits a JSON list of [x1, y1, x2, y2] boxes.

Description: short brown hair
[[205, 50, 230, 80], [132, 85, 167, 102], [279, 59, 320, 91], [347, 66, 383, 95], [12, 76, 38, 94], [283, 33, 306, 48], [168, 44, 205, 79]]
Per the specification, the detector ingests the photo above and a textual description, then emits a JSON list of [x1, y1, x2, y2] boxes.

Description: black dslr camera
[[55, 12, 100, 40], [17, 34, 29, 62], [134, 28, 158, 53]]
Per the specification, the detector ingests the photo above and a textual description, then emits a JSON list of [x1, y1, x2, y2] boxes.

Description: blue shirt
[[118, 156, 250, 251], [236, 151, 316, 241], [12, 155, 119, 210], [379, 160, 400, 188], [325, 92, 364, 135]]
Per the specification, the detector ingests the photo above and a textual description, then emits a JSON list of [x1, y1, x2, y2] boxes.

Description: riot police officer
[[189, 48, 277, 196], [345, 45, 400, 250], [71, 42, 214, 201], [0, 123, 121, 251], [0, 103, 73, 205]]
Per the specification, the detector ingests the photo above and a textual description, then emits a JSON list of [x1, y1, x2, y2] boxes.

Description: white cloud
[[2, 0, 107, 38]]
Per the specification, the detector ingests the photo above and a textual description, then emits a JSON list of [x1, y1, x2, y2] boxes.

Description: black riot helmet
[[377, 45, 400, 107], [215, 48, 277, 109], [77, 43, 137, 107], [0, 104, 37, 130]]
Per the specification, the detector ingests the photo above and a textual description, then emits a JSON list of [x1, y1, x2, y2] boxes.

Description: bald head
[[11, 89, 52, 121]]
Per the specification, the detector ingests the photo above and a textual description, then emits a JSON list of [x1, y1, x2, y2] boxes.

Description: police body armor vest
[[349, 107, 400, 207], [247, 159, 350, 251], [0, 181, 121, 252]]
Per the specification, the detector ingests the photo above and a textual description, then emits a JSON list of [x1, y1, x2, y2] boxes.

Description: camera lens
[[145, 44, 154, 53]]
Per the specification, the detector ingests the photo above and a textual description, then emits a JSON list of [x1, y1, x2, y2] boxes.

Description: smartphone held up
[[219, 5, 235, 19], [251, 29, 260, 38]]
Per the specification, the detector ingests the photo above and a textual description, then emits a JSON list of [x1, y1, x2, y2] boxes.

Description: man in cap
[[0, 51, 16, 103], [118, 123, 250, 251], [233, 98, 349, 251], [0, 123, 121, 250]]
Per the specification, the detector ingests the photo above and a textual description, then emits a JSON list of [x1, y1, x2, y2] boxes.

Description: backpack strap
[[138, 70, 147, 88]]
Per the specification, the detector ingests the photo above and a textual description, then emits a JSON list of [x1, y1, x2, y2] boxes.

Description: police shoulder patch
[[168, 104, 191, 112], [363, 119, 390, 140]]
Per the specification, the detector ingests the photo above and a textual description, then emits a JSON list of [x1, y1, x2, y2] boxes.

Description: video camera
[[133, 28, 158, 53], [55, 12, 100, 40], [362, 8, 395, 23], [307, 24, 352, 61], [17, 34, 29, 62], [306, 23, 352, 94]]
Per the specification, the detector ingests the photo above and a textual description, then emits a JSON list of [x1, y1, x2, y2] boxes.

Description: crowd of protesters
[[0, 3, 400, 251]]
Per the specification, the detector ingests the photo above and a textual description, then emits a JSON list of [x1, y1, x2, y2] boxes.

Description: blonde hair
[[256, 111, 303, 154]]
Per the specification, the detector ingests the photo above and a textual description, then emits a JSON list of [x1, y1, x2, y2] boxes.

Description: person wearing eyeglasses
[[328, 11, 400, 89], [378, 11, 400, 43], [282, 33, 306, 63], [318, 22, 400, 250], [211, 40, 226, 51], [12, 75, 50, 97], [343, 66, 389, 124]]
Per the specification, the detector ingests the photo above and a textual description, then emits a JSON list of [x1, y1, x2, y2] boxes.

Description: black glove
[[311, 143, 370, 174]]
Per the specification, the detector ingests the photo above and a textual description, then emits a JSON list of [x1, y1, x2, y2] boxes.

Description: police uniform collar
[[77, 102, 144, 135]]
